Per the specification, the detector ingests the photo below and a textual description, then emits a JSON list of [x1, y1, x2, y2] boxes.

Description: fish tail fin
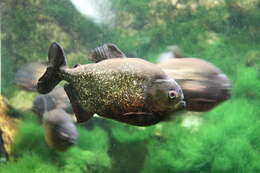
[[37, 42, 67, 94]]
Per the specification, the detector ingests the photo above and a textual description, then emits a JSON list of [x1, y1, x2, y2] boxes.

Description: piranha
[[43, 108, 78, 151], [37, 42, 185, 126]]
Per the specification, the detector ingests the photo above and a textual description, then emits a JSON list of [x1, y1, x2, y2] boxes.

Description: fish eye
[[168, 90, 176, 99]]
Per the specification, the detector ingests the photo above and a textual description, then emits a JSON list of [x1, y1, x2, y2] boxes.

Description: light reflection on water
[[70, 0, 114, 24]]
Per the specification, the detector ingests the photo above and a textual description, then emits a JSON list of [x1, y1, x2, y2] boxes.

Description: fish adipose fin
[[122, 112, 163, 126], [37, 42, 66, 94], [64, 84, 93, 123], [91, 43, 126, 63]]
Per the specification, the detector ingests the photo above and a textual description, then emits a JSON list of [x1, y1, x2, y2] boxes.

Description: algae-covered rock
[[0, 96, 20, 160], [0, 130, 7, 162]]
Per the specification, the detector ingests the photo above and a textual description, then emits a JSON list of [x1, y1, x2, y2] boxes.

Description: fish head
[[53, 122, 78, 151], [43, 109, 78, 151], [146, 78, 186, 113]]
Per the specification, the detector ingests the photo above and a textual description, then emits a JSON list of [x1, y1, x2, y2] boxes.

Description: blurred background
[[1, 0, 260, 173]]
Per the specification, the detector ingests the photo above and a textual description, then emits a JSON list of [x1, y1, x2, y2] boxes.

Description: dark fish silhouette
[[37, 42, 185, 126]]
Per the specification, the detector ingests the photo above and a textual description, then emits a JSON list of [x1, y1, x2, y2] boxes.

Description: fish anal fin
[[64, 84, 93, 123]]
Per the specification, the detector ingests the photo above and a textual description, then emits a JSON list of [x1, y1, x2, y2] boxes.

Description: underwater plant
[[0, 115, 111, 173]]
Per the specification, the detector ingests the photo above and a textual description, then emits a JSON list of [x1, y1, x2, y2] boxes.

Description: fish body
[[37, 43, 185, 126], [60, 58, 180, 116]]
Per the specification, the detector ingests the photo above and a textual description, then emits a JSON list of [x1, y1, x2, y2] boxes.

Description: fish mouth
[[61, 137, 77, 147], [67, 138, 77, 145], [174, 100, 186, 111]]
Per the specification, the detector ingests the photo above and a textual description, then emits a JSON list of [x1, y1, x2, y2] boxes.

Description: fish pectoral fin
[[122, 112, 162, 126], [91, 43, 126, 63], [64, 84, 93, 123]]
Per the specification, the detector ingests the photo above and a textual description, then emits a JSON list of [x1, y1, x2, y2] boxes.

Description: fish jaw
[[174, 100, 186, 111]]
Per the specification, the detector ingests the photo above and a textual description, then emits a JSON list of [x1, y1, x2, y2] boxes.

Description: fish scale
[[60, 59, 156, 116]]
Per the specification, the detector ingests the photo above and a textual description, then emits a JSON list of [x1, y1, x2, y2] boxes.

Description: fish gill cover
[[1, 0, 260, 173]]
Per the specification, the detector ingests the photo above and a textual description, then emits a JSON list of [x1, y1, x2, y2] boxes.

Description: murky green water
[[1, 0, 260, 173]]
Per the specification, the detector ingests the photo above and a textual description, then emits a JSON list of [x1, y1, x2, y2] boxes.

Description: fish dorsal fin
[[91, 43, 126, 63]]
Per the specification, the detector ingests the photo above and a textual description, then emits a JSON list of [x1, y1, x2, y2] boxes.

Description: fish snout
[[174, 100, 186, 111], [66, 137, 77, 146], [58, 128, 78, 147], [178, 86, 186, 108], [176, 90, 184, 100], [179, 100, 186, 109]]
